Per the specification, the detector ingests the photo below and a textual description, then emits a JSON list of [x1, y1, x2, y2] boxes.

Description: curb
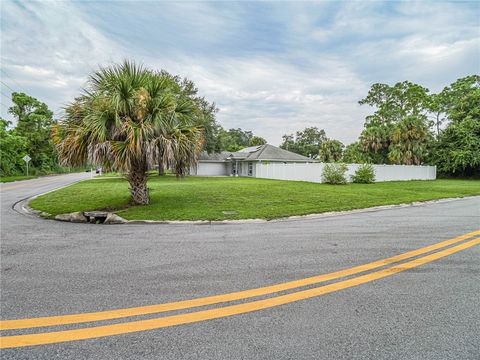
[[21, 193, 480, 226], [121, 195, 479, 225]]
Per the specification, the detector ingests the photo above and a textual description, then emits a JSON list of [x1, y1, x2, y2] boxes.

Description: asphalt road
[[1, 173, 479, 359]]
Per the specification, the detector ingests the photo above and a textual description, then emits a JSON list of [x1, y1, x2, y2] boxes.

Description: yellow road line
[[1, 237, 478, 349], [1, 230, 479, 331]]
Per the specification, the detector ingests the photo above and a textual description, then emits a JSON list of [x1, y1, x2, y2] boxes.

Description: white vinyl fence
[[255, 163, 436, 183]]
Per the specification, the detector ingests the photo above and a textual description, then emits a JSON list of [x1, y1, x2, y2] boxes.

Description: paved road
[[1, 173, 479, 359]]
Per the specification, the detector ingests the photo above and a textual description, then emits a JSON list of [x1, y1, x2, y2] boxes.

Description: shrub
[[321, 163, 348, 184], [352, 164, 376, 184]]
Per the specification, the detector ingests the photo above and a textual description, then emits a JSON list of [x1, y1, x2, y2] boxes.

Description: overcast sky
[[1, 1, 478, 145]]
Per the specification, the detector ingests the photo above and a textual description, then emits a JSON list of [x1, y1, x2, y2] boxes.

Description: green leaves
[[280, 127, 327, 157], [356, 75, 479, 173], [358, 81, 433, 165], [433, 117, 480, 176], [55, 61, 208, 203], [318, 139, 344, 162], [4, 92, 56, 173]]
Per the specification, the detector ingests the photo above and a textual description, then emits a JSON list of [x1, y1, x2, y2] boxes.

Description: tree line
[[0, 72, 266, 179], [280, 75, 479, 177], [1, 93, 58, 176], [0, 60, 478, 205]]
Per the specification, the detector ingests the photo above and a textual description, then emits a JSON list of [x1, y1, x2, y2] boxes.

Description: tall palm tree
[[359, 123, 392, 164], [388, 115, 430, 165], [53, 61, 202, 205]]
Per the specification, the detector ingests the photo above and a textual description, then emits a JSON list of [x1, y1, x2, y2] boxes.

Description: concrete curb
[[121, 195, 479, 225], [21, 191, 480, 226], [13, 175, 94, 220]]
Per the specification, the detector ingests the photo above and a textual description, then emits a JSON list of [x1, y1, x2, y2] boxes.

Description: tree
[[280, 127, 326, 157], [8, 92, 57, 172], [0, 119, 28, 176], [388, 115, 431, 165], [359, 122, 392, 163], [431, 75, 480, 175], [342, 142, 371, 163], [359, 81, 430, 124], [358, 81, 432, 164], [440, 75, 480, 124], [250, 136, 267, 146], [212, 127, 255, 152], [151, 73, 218, 175], [318, 139, 344, 162], [280, 134, 295, 152], [432, 117, 480, 176], [226, 128, 253, 150], [194, 98, 219, 153], [54, 61, 203, 205], [427, 92, 448, 137]]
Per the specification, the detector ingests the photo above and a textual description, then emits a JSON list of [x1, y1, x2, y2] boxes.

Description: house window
[[248, 162, 253, 176]]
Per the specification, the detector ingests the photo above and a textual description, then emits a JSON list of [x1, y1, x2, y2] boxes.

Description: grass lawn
[[29, 176, 480, 221], [0, 175, 37, 183]]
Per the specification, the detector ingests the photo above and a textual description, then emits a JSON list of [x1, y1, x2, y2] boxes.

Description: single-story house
[[193, 144, 312, 177]]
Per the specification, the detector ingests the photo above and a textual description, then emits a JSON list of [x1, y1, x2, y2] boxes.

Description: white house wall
[[194, 162, 229, 176], [254, 163, 436, 183]]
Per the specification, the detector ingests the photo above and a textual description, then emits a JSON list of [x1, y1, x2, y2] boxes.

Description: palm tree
[[359, 124, 392, 163], [318, 139, 344, 162], [388, 115, 431, 165], [53, 61, 202, 205]]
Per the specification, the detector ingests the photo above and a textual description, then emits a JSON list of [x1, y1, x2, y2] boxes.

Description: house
[[193, 144, 312, 177]]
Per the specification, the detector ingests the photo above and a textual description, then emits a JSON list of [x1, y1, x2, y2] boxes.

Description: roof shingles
[[199, 144, 311, 162]]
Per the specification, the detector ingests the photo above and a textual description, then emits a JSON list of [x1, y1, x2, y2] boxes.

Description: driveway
[[1, 173, 479, 359]]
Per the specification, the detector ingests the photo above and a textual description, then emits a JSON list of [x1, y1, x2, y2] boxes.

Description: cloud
[[1, 1, 478, 144], [136, 53, 370, 145], [1, 0, 124, 114]]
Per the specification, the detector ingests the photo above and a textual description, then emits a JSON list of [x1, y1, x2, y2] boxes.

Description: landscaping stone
[[55, 213, 72, 222], [55, 212, 88, 223], [69, 211, 88, 223], [84, 211, 108, 218], [104, 213, 127, 224]]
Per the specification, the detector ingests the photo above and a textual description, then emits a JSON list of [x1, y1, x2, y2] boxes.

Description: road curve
[[1, 174, 479, 359]]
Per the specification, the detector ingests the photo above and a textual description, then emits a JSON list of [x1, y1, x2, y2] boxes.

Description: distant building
[[193, 144, 312, 177]]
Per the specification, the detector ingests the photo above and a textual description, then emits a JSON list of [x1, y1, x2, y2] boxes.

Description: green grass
[[0, 175, 37, 183], [29, 176, 480, 221]]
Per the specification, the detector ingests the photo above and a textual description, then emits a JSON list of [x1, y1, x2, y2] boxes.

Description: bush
[[321, 163, 348, 184], [352, 164, 376, 183]]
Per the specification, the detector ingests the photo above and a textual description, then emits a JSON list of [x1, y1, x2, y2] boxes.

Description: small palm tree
[[54, 61, 202, 204]]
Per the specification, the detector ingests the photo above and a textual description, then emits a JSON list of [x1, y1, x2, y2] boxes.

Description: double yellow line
[[1, 230, 479, 349]]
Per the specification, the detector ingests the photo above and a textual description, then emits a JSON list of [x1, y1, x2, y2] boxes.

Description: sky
[[1, 1, 478, 146]]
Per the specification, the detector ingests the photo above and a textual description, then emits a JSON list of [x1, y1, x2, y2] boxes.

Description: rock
[[55, 213, 72, 222], [55, 212, 88, 223], [84, 211, 108, 218], [103, 213, 127, 224], [69, 211, 88, 223]]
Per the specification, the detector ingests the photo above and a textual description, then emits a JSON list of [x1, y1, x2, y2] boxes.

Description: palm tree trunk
[[158, 162, 165, 176], [128, 166, 149, 205], [158, 147, 165, 176]]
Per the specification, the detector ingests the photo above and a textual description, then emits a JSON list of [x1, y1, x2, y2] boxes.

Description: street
[[1, 174, 479, 359]]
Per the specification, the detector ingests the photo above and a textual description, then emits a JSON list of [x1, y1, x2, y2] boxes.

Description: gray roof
[[199, 144, 311, 162], [198, 151, 231, 161]]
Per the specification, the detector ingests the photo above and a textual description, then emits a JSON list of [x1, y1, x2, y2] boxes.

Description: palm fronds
[[54, 61, 204, 204]]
